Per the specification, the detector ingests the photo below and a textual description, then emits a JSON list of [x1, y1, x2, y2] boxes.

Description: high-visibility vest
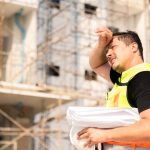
[[105, 63, 150, 150], [107, 63, 150, 107]]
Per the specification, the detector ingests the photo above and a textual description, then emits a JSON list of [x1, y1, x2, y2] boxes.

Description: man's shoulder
[[128, 71, 150, 91], [127, 71, 150, 112], [129, 71, 150, 83]]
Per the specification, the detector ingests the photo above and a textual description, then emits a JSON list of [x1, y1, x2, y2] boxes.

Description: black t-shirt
[[110, 69, 150, 113]]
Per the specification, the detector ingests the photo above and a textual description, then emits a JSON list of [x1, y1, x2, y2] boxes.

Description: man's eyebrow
[[106, 43, 118, 52], [106, 44, 111, 52], [107, 42, 113, 49]]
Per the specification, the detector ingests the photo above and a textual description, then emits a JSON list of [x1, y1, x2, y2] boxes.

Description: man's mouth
[[111, 58, 116, 65], [108, 58, 116, 65]]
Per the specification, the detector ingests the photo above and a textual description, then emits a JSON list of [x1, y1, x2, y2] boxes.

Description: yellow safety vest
[[106, 63, 150, 108], [105, 63, 150, 150]]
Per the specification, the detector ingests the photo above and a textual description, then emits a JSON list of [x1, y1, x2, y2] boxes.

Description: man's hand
[[89, 27, 113, 81], [77, 127, 109, 148], [95, 27, 113, 49]]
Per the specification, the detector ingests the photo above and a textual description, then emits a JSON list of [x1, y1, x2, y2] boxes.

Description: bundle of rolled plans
[[66, 107, 140, 150]]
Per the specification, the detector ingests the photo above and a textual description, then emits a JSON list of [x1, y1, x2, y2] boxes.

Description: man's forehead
[[112, 36, 120, 43], [108, 37, 119, 46], [106, 37, 122, 51]]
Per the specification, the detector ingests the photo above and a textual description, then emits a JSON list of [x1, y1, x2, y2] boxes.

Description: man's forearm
[[77, 110, 150, 147], [107, 118, 150, 143], [89, 27, 113, 70], [89, 44, 108, 69]]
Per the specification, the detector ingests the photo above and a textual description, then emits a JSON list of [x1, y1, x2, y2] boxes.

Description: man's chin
[[109, 62, 118, 71], [112, 64, 118, 71]]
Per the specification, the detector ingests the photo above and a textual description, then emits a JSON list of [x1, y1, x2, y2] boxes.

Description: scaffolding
[[0, 0, 149, 149], [0, 0, 5, 80]]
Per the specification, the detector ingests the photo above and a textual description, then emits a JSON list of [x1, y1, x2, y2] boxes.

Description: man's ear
[[130, 42, 138, 53]]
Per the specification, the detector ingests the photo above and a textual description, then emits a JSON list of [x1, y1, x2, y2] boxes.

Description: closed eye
[[111, 45, 118, 50], [106, 44, 118, 54], [111, 45, 117, 48]]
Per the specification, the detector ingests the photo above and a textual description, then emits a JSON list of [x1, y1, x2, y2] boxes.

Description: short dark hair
[[113, 31, 144, 60]]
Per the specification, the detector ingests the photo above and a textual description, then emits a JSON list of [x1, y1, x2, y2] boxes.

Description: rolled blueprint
[[67, 107, 140, 150]]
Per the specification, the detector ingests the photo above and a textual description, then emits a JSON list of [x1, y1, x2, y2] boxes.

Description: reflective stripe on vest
[[105, 141, 150, 150], [105, 63, 150, 149]]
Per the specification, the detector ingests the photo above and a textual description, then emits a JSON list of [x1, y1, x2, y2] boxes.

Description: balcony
[[0, 0, 38, 17], [0, 0, 38, 7]]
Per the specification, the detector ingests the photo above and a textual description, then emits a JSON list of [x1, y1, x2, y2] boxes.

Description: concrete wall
[[4, 9, 37, 84], [37, 0, 110, 101], [36, 0, 148, 101], [34, 0, 149, 150]]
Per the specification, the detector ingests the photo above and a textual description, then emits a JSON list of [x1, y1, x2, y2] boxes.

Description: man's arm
[[78, 109, 150, 147], [108, 109, 150, 142], [89, 27, 112, 81]]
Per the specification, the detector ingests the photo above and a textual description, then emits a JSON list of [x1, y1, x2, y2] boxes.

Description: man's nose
[[106, 48, 112, 57]]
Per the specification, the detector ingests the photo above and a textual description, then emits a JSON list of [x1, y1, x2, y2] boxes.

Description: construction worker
[[77, 27, 150, 150]]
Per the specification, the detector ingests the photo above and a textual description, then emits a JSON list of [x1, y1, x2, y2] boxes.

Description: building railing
[[0, 0, 38, 8]]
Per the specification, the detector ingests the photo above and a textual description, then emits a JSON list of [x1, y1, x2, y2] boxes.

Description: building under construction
[[0, 0, 150, 149]]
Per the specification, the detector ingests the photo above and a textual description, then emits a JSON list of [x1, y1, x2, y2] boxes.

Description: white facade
[[0, 0, 37, 83], [0, 0, 150, 150], [34, 0, 150, 150]]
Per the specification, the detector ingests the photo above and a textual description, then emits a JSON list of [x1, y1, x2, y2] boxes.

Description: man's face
[[106, 37, 132, 73]]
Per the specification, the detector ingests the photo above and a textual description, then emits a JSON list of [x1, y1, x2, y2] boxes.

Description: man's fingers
[[96, 27, 112, 35], [96, 30, 112, 38], [84, 138, 91, 147], [77, 128, 88, 136], [88, 141, 94, 148], [96, 31, 106, 36], [84, 138, 94, 148], [78, 132, 89, 140], [96, 27, 111, 32]]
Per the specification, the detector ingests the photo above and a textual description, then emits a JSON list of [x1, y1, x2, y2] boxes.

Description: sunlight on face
[[106, 37, 131, 73]]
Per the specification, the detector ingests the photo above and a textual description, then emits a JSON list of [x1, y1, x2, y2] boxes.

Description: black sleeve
[[110, 68, 121, 84], [127, 71, 150, 113]]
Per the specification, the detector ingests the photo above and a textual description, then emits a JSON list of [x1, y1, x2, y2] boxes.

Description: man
[[77, 27, 150, 150]]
